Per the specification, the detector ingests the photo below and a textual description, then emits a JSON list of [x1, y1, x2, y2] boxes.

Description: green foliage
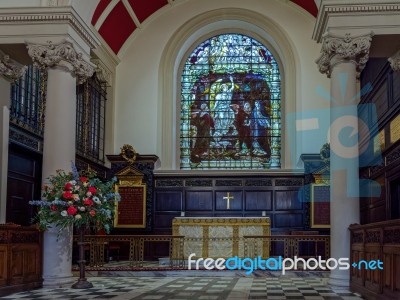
[[30, 168, 119, 234]]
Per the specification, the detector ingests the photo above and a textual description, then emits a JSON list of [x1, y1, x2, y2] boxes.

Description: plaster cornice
[[0, 6, 99, 52], [313, 1, 400, 42]]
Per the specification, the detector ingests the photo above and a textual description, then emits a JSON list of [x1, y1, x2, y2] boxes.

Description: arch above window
[[158, 9, 298, 171], [180, 33, 281, 169]]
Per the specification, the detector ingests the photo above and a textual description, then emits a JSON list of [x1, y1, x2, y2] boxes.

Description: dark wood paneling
[[245, 191, 272, 210], [6, 178, 34, 226], [153, 213, 180, 230], [275, 190, 302, 210], [154, 175, 308, 232], [155, 191, 182, 211], [359, 58, 400, 226], [274, 213, 303, 228], [6, 145, 42, 226], [0, 225, 42, 297], [185, 191, 213, 211]]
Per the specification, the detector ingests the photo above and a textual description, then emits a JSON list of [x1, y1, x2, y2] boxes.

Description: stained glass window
[[180, 33, 281, 169]]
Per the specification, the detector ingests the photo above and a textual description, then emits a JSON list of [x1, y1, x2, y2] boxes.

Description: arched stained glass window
[[180, 33, 281, 169]]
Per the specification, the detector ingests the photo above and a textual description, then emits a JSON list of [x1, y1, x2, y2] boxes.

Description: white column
[[316, 32, 373, 287], [27, 41, 94, 287], [0, 78, 9, 224], [0, 52, 27, 223], [41, 67, 76, 287]]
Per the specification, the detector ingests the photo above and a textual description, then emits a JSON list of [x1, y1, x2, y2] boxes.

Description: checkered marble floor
[[2, 277, 363, 299]]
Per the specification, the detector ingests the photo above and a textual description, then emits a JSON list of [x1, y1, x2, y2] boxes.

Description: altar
[[172, 217, 270, 259]]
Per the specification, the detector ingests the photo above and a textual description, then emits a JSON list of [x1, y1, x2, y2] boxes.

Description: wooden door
[[6, 144, 42, 226]]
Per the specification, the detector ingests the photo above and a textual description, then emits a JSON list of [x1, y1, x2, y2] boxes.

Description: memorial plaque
[[114, 165, 147, 228], [373, 129, 385, 155], [310, 184, 330, 228], [390, 114, 400, 144], [115, 186, 146, 227]]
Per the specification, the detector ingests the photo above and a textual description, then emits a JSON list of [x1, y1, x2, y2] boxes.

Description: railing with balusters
[[74, 234, 330, 270]]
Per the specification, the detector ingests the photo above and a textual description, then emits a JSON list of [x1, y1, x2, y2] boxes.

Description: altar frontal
[[172, 217, 270, 259]]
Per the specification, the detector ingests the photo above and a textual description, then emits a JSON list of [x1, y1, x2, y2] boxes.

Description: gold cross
[[223, 192, 234, 209]]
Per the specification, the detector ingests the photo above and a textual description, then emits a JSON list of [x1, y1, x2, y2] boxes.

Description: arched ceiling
[[92, 0, 318, 55]]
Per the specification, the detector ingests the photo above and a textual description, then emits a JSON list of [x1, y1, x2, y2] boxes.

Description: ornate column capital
[[316, 32, 373, 78], [91, 58, 112, 86], [388, 50, 400, 72], [26, 40, 94, 84], [0, 51, 27, 82]]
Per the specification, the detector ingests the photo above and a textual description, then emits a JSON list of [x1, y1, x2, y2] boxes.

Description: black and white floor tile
[[2, 276, 364, 299]]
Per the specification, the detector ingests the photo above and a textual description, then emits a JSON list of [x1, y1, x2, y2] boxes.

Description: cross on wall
[[223, 192, 234, 209]]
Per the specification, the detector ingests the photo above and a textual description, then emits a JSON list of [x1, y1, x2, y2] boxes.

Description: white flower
[[79, 206, 85, 212], [75, 186, 80, 191], [93, 196, 101, 204], [61, 210, 68, 217], [70, 180, 77, 185], [68, 201, 73, 206], [86, 192, 92, 197], [75, 214, 82, 219]]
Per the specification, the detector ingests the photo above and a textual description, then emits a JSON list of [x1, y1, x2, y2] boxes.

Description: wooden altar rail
[[349, 220, 400, 300], [243, 235, 330, 259], [74, 235, 185, 268]]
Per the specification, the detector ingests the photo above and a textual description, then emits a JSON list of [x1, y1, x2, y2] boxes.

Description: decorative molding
[[155, 179, 184, 187], [316, 32, 373, 78], [27, 40, 94, 84], [10, 232, 40, 243], [352, 232, 364, 244], [275, 178, 304, 186], [0, 7, 98, 50], [0, 50, 27, 82], [44, 0, 72, 6], [215, 180, 242, 187], [383, 229, 400, 244], [9, 125, 43, 153], [185, 179, 212, 187], [244, 179, 272, 186], [365, 230, 380, 243], [91, 58, 112, 85], [388, 50, 400, 72], [313, 1, 400, 42]]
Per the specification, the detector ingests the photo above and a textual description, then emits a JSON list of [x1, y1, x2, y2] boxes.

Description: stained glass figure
[[180, 34, 281, 169]]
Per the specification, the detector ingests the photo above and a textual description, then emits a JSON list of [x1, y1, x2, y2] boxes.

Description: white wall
[[115, 0, 329, 169]]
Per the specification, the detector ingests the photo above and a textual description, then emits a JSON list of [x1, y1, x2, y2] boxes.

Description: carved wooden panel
[[153, 214, 180, 230], [0, 246, 6, 287], [155, 175, 308, 232], [275, 190, 301, 210], [245, 191, 272, 210], [155, 191, 182, 211], [274, 213, 303, 228], [350, 220, 400, 300], [185, 191, 213, 211]]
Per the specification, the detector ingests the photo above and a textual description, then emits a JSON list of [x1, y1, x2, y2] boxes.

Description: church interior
[[0, 0, 399, 299]]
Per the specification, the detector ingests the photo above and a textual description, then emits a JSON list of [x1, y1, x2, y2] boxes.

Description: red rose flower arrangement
[[30, 165, 119, 233]]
